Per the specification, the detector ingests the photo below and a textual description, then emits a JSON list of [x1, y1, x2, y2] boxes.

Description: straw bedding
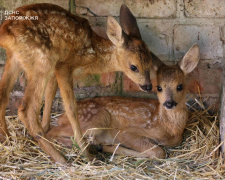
[[0, 97, 224, 179]]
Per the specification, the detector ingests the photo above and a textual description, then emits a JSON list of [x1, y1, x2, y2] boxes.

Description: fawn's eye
[[177, 84, 183, 91], [130, 65, 138, 72], [157, 86, 162, 92]]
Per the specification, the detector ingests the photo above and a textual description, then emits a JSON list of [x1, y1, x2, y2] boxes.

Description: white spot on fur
[[36, 49, 44, 59], [87, 114, 91, 119], [87, 48, 95, 54], [90, 109, 98, 114], [50, 11, 56, 14], [153, 116, 157, 121]]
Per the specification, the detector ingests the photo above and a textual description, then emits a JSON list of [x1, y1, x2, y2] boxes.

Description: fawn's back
[[0, 3, 153, 89], [0, 4, 96, 66]]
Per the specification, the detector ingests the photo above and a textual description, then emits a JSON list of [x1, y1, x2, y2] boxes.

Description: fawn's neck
[[89, 32, 120, 74], [159, 100, 188, 136]]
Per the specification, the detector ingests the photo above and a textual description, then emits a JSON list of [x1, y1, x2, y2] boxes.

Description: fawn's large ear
[[106, 16, 125, 46], [150, 52, 164, 79], [178, 44, 200, 75], [120, 4, 141, 39], [151, 52, 164, 72]]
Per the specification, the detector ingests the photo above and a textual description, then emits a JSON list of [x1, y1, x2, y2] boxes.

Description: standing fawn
[[47, 44, 200, 158], [0, 4, 153, 163]]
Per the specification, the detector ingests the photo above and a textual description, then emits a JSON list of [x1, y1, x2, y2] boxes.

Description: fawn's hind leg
[[0, 52, 21, 142], [41, 74, 58, 133], [18, 69, 66, 164]]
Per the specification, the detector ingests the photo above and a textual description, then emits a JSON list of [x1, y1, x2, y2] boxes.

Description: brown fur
[[0, 4, 153, 164], [47, 44, 200, 159]]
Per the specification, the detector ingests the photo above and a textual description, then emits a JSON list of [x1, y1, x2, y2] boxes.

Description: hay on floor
[[0, 97, 224, 179]]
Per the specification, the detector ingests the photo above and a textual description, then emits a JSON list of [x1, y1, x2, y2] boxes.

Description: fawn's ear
[[178, 44, 200, 74], [150, 52, 164, 79], [151, 52, 164, 72], [120, 4, 141, 39], [106, 16, 125, 46]]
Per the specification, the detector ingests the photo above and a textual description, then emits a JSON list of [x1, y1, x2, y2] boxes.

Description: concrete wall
[[0, 0, 224, 114]]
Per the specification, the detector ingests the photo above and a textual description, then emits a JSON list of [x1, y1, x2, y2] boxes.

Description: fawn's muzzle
[[140, 84, 152, 92], [163, 100, 177, 110]]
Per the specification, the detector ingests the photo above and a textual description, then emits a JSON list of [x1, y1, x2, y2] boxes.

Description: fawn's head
[[155, 44, 200, 110], [106, 4, 152, 92]]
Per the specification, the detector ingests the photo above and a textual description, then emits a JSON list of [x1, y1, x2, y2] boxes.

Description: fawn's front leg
[[42, 68, 90, 133], [55, 64, 91, 160]]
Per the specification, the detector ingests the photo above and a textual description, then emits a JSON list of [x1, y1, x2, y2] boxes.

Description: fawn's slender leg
[[103, 145, 165, 158], [103, 146, 145, 157], [18, 71, 66, 164], [0, 53, 21, 142], [41, 74, 58, 133], [55, 64, 91, 160], [41, 68, 91, 133], [109, 133, 166, 158]]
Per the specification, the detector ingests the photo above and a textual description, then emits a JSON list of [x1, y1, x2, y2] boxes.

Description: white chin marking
[[164, 106, 176, 110]]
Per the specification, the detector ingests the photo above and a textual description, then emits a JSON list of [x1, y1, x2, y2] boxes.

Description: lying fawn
[[0, 4, 153, 163], [47, 44, 200, 158]]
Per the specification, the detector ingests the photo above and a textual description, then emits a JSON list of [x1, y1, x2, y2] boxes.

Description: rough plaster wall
[[0, 0, 224, 115]]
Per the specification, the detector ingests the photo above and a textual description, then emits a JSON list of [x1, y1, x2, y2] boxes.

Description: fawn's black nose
[[140, 84, 152, 92], [163, 100, 177, 109]]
